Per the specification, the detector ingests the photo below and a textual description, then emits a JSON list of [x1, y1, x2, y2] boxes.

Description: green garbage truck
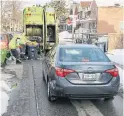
[[23, 5, 59, 53]]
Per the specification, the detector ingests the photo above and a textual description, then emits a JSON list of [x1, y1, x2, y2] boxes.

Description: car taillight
[[55, 67, 75, 77], [105, 68, 119, 77]]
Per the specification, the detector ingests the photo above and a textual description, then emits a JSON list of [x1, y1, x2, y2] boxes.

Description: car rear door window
[[59, 47, 110, 62]]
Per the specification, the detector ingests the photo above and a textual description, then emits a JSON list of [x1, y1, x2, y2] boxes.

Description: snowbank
[[0, 91, 9, 116], [0, 73, 13, 116], [107, 49, 124, 66], [59, 38, 73, 44], [107, 49, 124, 96], [59, 31, 72, 39], [116, 66, 124, 86], [59, 31, 73, 44], [111, 49, 124, 56]]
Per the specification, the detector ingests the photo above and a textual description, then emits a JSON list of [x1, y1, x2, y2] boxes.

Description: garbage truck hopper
[[23, 6, 45, 48]]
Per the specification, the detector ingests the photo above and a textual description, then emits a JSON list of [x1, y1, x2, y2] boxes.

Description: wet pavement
[[3, 60, 123, 116]]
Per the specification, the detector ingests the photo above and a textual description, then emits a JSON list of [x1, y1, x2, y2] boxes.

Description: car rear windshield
[[59, 47, 110, 62]]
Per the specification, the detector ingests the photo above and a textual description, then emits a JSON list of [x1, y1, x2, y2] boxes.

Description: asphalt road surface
[[3, 60, 123, 116]]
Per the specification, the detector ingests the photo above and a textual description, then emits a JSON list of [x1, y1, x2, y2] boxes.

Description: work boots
[[16, 59, 22, 64]]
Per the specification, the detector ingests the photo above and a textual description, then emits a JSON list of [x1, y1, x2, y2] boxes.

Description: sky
[[25, 0, 124, 6]]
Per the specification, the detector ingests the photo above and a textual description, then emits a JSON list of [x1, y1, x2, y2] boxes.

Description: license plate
[[83, 74, 96, 81], [79, 73, 97, 81]]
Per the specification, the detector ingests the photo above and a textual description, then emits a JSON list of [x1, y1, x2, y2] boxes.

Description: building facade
[[97, 6, 124, 34], [77, 1, 98, 34], [97, 6, 124, 51]]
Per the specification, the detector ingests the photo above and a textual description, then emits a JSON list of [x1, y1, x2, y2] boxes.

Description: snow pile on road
[[59, 31, 72, 39], [0, 73, 13, 116], [107, 49, 124, 66], [59, 31, 73, 44]]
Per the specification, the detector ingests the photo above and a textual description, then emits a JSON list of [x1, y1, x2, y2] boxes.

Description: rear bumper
[[50, 77, 120, 99]]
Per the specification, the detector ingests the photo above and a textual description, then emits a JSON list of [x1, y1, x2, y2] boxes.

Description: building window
[[70, 9, 73, 15], [78, 15, 80, 19], [80, 11, 82, 19], [82, 23, 85, 28], [92, 22, 96, 28], [84, 13, 87, 18]]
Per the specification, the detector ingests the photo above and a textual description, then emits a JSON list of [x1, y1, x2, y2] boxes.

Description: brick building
[[97, 6, 124, 51], [97, 6, 124, 34]]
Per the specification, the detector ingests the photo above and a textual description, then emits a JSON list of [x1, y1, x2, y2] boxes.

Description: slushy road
[[3, 60, 123, 116]]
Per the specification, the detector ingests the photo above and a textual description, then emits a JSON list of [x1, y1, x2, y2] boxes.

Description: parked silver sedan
[[42, 44, 120, 101]]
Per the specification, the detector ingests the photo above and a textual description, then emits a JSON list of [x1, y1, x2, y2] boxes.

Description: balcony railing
[[75, 28, 97, 33]]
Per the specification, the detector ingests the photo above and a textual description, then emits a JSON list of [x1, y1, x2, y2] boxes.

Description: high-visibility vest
[[9, 37, 17, 49]]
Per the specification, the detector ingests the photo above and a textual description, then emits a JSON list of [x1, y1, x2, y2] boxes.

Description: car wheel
[[104, 97, 114, 101], [47, 81, 57, 102]]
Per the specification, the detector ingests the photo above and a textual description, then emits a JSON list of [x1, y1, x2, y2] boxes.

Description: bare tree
[[0, 0, 23, 32], [49, 0, 69, 20]]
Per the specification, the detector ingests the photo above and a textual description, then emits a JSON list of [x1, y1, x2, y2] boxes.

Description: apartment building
[[77, 1, 97, 33]]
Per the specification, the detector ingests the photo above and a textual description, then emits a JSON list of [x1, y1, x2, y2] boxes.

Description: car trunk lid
[[57, 62, 115, 85]]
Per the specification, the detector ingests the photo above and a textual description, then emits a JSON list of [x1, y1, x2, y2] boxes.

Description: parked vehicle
[[42, 44, 120, 101], [0, 33, 12, 66]]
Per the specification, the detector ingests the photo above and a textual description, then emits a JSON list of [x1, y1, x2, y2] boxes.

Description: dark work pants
[[20, 45, 26, 54], [11, 49, 19, 59]]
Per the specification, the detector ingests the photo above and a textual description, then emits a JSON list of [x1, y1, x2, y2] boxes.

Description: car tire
[[47, 81, 57, 102], [104, 97, 114, 101]]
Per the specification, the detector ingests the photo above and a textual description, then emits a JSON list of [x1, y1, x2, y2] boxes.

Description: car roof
[[58, 44, 98, 48]]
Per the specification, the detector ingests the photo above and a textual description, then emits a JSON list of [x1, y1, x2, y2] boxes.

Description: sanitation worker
[[19, 33, 29, 56], [9, 34, 22, 64]]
